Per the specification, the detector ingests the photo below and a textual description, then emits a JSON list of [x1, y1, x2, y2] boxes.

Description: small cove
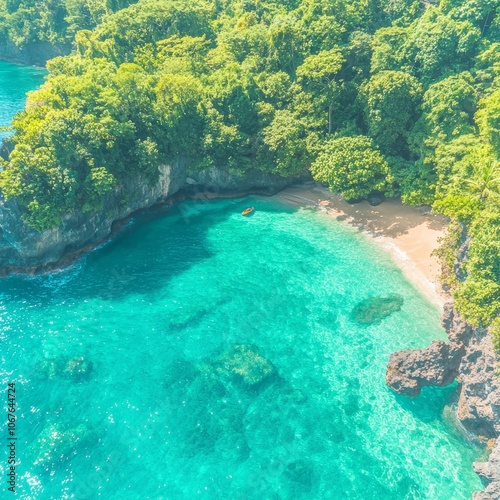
[[0, 196, 484, 499]]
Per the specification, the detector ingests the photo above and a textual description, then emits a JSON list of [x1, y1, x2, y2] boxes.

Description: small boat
[[241, 207, 255, 216]]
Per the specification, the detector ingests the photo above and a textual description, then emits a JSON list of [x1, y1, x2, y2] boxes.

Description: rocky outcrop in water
[[0, 161, 303, 275], [386, 303, 500, 499], [386, 340, 464, 397]]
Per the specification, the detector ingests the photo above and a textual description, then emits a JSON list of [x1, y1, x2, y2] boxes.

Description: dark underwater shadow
[[0, 195, 300, 304], [391, 382, 460, 424]]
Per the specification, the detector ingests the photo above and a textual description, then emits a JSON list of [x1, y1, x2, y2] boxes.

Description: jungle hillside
[[0, 0, 500, 342]]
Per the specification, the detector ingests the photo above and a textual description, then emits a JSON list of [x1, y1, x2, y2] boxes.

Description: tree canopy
[[1, 0, 500, 343]]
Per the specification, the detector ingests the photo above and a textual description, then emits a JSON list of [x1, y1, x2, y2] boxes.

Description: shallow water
[[0, 197, 483, 499], [0, 60, 46, 140]]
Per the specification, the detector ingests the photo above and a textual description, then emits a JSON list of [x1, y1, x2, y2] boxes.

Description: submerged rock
[[215, 344, 276, 387], [386, 340, 464, 397], [285, 459, 315, 489], [162, 356, 249, 460], [39, 356, 93, 381], [160, 346, 276, 461], [351, 294, 404, 325], [32, 422, 94, 467], [62, 356, 93, 380], [164, 358, 198, 389]]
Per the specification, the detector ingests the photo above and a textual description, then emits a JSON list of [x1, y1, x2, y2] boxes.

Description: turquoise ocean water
[[0, 197, 484, 499], [0, 60, 46, 140]]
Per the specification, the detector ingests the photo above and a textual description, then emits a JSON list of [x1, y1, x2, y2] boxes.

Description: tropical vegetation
[[0, 0, 499, 346]]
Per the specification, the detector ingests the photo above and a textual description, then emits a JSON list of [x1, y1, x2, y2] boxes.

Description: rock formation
[[0, 161, 304, 274], [386, 340, 464, 397], [474, 444, 500, 500], [0, 40, 66, 66], [386, 303, 500, 499], [351, 294, 404, 325]]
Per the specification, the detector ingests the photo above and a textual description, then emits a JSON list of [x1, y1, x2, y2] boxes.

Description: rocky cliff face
[[386, 304, 500, 499], [0, 161, 302, 274], [475, 444, 500, 500], [0, 40, 66, 66]]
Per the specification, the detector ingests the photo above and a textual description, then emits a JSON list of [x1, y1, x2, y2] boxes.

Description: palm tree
[[463, 158, 500, 201]]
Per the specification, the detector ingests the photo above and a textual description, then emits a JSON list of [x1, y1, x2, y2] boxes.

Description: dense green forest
[[0, 0, 137, 50], [0, 0, 500, 342]]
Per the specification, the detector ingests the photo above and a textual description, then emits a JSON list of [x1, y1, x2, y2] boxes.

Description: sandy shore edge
[[274, 183, 449, 311]]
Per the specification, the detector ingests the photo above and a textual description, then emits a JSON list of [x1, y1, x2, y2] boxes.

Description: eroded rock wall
[[386, 304, 500, 499], [0, 161, 301, 274]]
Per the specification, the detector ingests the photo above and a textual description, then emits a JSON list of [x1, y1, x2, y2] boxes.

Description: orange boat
[[241, 207, 255, 216]]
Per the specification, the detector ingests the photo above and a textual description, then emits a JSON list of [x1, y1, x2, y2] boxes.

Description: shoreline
[[1, 181, 449, 308], [0, 180, 449, 305], [275, 183, 449, 311], [276, 185, 500, 500], [0, 186, 283, 277]]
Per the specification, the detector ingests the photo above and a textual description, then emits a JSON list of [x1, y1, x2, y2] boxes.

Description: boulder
[[367, 192, 385, 206], [386, 340, 464, 397]]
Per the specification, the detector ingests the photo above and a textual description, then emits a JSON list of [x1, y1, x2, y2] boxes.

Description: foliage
[[1, 0, 500, 345], [262, 110, 312, 176], [491, 317, 500, 354], [476, 89, 500, 155], [363, 70, 422, 155], [310, 136, 392, 200], [0, 0, 138, 49]]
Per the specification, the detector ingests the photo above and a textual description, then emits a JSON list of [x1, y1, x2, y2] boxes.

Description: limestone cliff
[[386, 304, 500, 499], [0, 161, 302, 274]]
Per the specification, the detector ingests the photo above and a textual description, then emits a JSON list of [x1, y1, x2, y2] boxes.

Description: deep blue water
[[0, 197, 483, 498]]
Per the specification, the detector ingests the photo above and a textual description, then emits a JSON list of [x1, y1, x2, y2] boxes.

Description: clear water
[[0, 196, 483, 499], [0, 60, 46, 140]]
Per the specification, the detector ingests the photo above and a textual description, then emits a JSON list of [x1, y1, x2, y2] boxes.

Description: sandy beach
[[276, 183, 449, 310]]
